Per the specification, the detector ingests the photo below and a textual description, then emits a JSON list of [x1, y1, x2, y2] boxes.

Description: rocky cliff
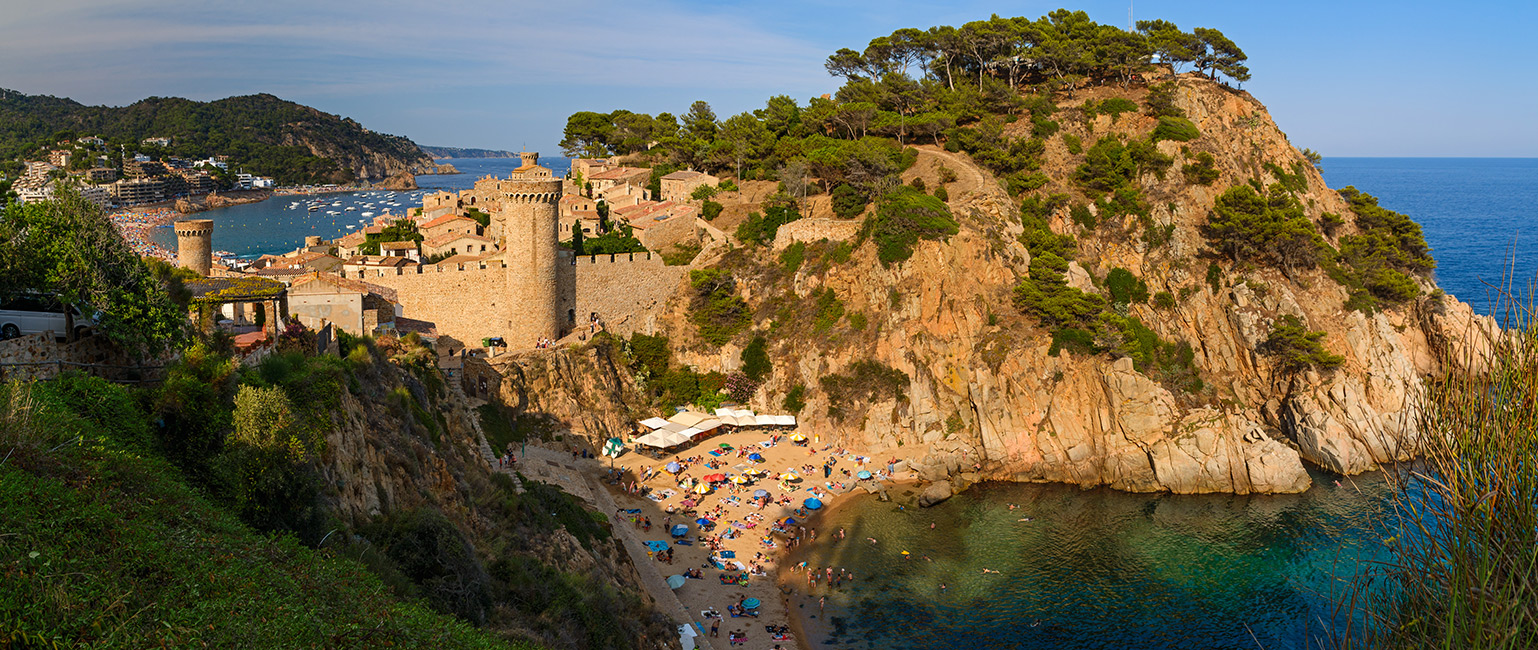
[[494, 76, 1496, 496], [316, 342, 673, 649]]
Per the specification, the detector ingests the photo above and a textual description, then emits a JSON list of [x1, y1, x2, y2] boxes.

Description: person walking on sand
[[710, 620, 719, 637]]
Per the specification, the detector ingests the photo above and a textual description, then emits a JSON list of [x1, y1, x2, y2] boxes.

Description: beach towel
[[644, 540, 670, 553], [622, 508, 642, 514], [647, 492, 667, 502], [720, 550, 737, 559], [675, 539, 694, 546], [708, 450, 723, 457], [759, 441, 774, 448], [733, 561, 748, 572]]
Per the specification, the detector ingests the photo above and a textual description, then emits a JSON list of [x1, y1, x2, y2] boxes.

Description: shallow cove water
[[789, 469, 1393, 650]]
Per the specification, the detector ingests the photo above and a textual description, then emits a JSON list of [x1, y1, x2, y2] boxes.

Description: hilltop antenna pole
[[1128, 1, 1134, 31]]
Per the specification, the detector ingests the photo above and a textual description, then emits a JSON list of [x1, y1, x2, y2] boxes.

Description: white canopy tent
[[711, 407, 795, 428], [635, 429, 692, 448], [639, 417, 671, 430], [668, 411, 712, 427]]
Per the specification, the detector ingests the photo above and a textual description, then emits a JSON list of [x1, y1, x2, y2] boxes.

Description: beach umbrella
[[779, 472, 799, 481], [696, 518, 713, 527], [780, 517, 797, 526], [671, 524, 689, 537], [666, 461, 682, 474], [719, 443, 733, 449], [753, 489, 770, 498], [742, 598, 761, 610], [694, 483, 712, 495], [705, 473, 727, 483], [790, 433, 807, 442], [857, 470, 872, 480], [748, 453, 764, 462], [667, 575, 686, 589], [731, 475, 749, 484], [804, 498, 823, 510]]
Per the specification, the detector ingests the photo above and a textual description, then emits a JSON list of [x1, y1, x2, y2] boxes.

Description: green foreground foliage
[[0, 379, 516, 649]]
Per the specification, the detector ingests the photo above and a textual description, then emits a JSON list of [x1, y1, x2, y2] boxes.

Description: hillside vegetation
[[0, 88, 433, 184]]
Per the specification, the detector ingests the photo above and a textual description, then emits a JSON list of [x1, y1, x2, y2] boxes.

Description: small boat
[[361, 211, 374, 217], [345, 207, 356, 211], [346, 224, 356, 229], [308, 206, 319, 212]]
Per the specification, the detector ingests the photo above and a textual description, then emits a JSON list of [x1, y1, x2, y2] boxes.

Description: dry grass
[[1335, 283, 1538, 648]]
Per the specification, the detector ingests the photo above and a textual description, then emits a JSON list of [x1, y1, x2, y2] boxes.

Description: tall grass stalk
[[1337, 283, 1538, 648]]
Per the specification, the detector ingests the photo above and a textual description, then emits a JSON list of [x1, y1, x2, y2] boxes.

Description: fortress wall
[[360, 265, 509, 346], [570, 252, 686, 338], [771, 217, 863, 252]]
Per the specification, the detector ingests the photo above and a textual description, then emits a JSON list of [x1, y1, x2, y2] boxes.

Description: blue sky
[[1, 0, 1534, 156]]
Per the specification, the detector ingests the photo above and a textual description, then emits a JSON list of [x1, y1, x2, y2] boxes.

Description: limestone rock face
[[377, 170, 418, 191]]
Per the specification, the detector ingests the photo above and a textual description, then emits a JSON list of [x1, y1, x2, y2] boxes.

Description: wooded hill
[[0, 88, 433, 185]]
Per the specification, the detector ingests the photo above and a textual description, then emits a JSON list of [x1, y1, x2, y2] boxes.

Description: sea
[[792, 157, 1538, 649], [147, 157, 570, 258]]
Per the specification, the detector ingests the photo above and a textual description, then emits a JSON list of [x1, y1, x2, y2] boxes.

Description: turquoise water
[[149, 157, 570, 258], [795, 472, 1394, 650]]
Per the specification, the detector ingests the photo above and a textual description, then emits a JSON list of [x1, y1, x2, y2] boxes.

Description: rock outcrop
[[376, 170, 418, 191], [482, 75, 1496, 497]]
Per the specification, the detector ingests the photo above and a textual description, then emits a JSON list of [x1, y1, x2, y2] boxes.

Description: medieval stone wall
[[360, 262, 510, 347], [561, 251, 685, 339], [771, 217, 863, 252]]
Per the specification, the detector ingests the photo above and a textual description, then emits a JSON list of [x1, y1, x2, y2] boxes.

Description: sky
[[1, 0, 1534, 157]]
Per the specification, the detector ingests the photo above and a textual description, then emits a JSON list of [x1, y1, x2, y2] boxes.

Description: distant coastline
[[420, 145, 519, 159]]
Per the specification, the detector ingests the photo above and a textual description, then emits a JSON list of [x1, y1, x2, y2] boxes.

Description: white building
[[194, 157, 228, 170]]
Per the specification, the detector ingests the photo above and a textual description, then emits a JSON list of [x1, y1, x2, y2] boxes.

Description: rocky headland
[[488, 75, 1497, 498]]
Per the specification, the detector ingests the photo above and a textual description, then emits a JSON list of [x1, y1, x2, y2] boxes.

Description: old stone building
[[353, 153, 686, 350], [659, 170, 718, 202]]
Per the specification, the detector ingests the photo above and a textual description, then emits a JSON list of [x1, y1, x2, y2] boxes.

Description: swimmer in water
[[867, 537, 878, 545], [982, 568, 999, 574]]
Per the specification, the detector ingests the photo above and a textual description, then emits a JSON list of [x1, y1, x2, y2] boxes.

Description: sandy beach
[[590, 425, 914, 650]]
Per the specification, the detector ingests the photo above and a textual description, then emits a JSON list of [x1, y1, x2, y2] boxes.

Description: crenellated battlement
[[572, 251, 665, 267]]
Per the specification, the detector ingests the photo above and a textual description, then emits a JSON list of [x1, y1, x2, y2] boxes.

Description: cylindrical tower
[[174, 219, 214, 276], [502, 153, 562, 347]]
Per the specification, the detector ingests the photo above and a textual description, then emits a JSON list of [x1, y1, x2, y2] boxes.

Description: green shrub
[[933, 186, 949, 202], [690, 184, 719, 200], [828, 241, 854, 264], [1014, 252, 1105, 328], [812, 288, 845, 331], [831, 183, 867, 219], [782, 384, 807, 413], [1182, 151, 1220, 185], [1151, 116, 1200, 142], [1144, 83, 1185, 118], [1087, 97, 1139, 121], [1063, 133, 1083, 155], [819, 360, 908, 420], [849, 312, 868, 331], [1319, 211, 1345, 236], [662, 241, 702, 266], [1074, 136, 1171, 195], [909, 176, 927, 192], [688, 269, 751, 345], [780, 241, 806, 273], [1070, 203, 1096, 229], [741, 335, 771, 381], [1206, 263, 1224, 294], [1258, 315, 1344, 373], [1264, 161, 1309, 193], [937, 165, 958, 183], [1019, 194, 1076, 259], [735, 204, 801, 246], [866, 187, 958, 266], [702, 200, 723, 220], [1153, 291, 1177, 309], [1099, 315, 1204, 393], [1106, 268, 1150, 304], [1049, 327, 1097, 356]]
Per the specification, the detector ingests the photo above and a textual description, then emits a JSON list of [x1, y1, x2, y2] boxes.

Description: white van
[[0, 295, 93, 341]]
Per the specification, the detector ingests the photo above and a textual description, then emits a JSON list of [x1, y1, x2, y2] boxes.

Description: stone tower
[[500, 152, 562, 346], [174, 219, 214, 276]]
